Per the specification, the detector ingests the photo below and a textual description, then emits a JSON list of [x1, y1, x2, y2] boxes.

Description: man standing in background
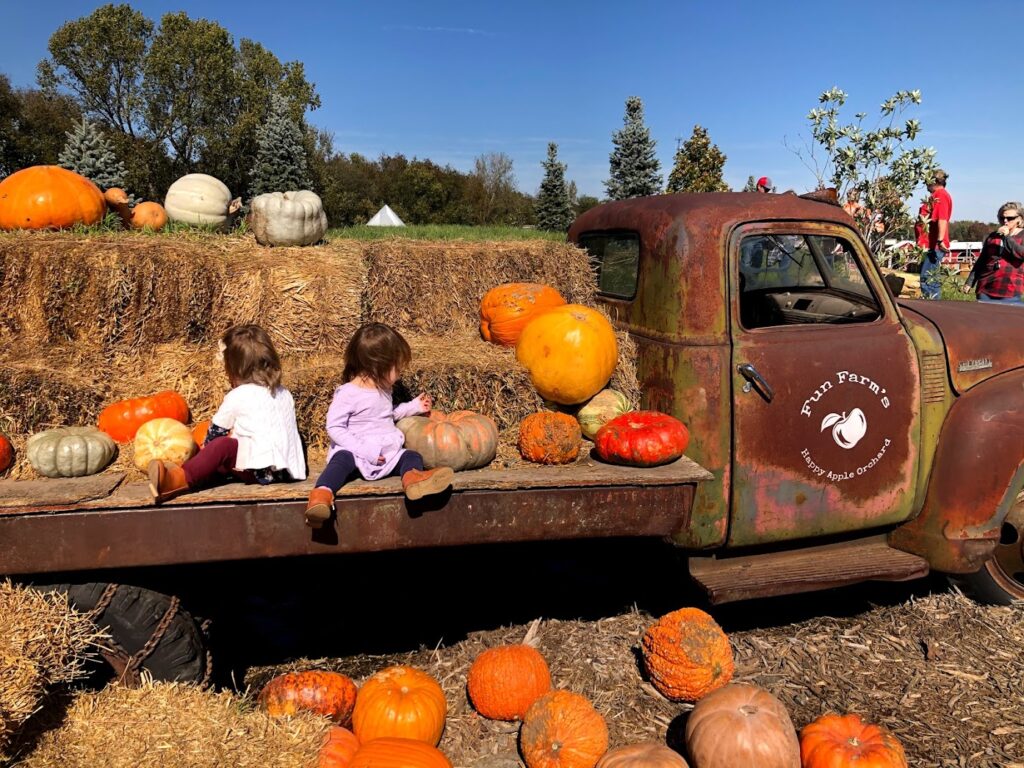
[[920, 170, 952, 299]]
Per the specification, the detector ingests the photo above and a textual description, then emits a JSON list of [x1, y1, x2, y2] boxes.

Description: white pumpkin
[[164, 173, 233, 226], [250, 190, 328, 246], [133, 417, 197, 470]]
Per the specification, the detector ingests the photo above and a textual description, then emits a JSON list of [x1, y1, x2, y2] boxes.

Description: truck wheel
[[958, 503, 1024, 605], [31, 582, 211, 685]]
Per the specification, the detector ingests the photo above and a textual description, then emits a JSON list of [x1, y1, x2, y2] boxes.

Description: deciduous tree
[[605, 96, 661, 200]]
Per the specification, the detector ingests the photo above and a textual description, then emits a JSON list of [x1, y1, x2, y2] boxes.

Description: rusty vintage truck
[[1, 190, 1022, 684]]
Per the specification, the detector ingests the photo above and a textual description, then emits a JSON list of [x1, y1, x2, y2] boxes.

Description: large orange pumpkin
[[397, 410, 499, 471], [258, 670, 358, 727], [0, 165, 106, 230], [520, 690, 608, 768], [596, 743, 689, 768], [352, 666, 447, 746], [518, 412, 581, 465], [641, 607, 734, 702], [684, 684, 800, 768], [349, 737, 452, 768], [318, 726, 361, 768], [800, 713, 908, 768], [467, 644, 551, 721], [480, 283, 566, 347], [515, 304, 618, 405], [0, 432, 12, 475], [98, 390, 190, 443], [594, 411, 689, 467]]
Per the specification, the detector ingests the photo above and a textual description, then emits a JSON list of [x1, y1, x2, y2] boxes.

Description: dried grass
[[19, 681, 329, 768]]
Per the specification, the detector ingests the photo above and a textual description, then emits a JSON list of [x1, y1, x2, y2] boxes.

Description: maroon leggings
[[182, 438, 255, 488]]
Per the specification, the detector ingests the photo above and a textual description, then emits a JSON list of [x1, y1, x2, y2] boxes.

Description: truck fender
[[889, 369, 1024, 573]]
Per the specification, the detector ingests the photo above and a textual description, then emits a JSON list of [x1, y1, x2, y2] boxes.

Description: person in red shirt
[[962, 201, 1024, 304], [919, 169, 952, 299], [913, 200, 930, 249]]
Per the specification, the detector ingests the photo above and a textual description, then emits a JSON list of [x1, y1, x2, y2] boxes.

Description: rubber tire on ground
[[954, 562, 1023, 606], [31, 582, 208, 684]]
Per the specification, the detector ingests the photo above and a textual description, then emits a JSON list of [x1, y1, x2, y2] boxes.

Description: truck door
[[728, 224, 921, 546]]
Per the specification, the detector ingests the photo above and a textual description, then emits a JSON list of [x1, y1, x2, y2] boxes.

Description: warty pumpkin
[[595, 742, 689, 768], [133, 418, 197, 470], [0, 432, 12, 474], [397, 410, 498, 471], [515, 304, 618, 405], [800, 713, 908, 768], [576, 389, 630, 441], [250, 190, 328, 246], [98, 390, 190, 443], [318, 726, 360, 768], [594, 411, 689, 467], [641, 607, 734, 702], [0, 165, 106, 230], [164, 173, 233, 226], [26, 427, 116, 478], [520, 690, 608, 768], [480, 283, 566, 347], [684, 684, 800, 768], [467, 644, 551, 721], [352, 666, 447, 746], [518, 412, 581, 465], [349, 737, 452, 768], [258, 670, 358, 727]]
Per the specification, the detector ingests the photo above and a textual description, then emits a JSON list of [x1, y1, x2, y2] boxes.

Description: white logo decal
[[820, 408, 867, 450]]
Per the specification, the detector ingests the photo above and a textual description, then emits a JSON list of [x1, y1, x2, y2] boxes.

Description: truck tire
[[31, 582, 210, 685], [956, 509, 1024, 605]]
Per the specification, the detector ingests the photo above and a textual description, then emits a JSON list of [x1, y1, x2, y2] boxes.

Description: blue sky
[[1, 0, 1013, 221]]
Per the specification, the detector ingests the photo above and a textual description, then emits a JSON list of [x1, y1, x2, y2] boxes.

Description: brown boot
[[305, 487, 335, 529], [148, 460, 189, 505], [402, 467, 454, 501]]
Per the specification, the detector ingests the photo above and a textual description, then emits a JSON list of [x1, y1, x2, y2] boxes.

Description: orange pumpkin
[[480, 283, 566, 347], [516, 305, 618, 405], [800, 713, 908, 768], [518, 412, 581, 465], [98, 390, 190, 443], [318, 726, 361, 768], [685, 684, 799, 768], [352, 666, 447, 746], [105, 188, 168, 231], [132, 417, 197, 470], [349, 737, 452, 768], [397, 410, 499, 471], [467, 644, 551, 721], [641, 607, 734, 702], [520, 690, 608, 768], [192, 420, 211, 447], [0, 432, 12, 474], [0, 165, 106, 230], [259, 671, 358, 727], [596, 743, 689, 768]]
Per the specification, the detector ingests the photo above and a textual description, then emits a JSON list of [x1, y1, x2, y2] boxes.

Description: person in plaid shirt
[[963, 201, 1024, 304]]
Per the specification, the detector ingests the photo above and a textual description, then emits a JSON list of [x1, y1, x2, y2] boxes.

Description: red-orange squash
[[641, 607, 734, 702], [349, 737, 452, 768], [518, 412, 581, 465], [97, 390, 190, 443], [318, 726, 360, 768], [258, 670, 358, 727], [594, 411, 689, 467], [685, 684, 799, 768], [397, 410, 499, 471], [800, 713, 908, 768], [515, 304, 618, 405], [467, 644, 551, 721], [596, 743, 689, 768], [0, 165, 106, 230], [192, 420, 211, 447], [0, 432, 12, 474], [352, 666, 447, 746], [480, 283, 566, 347], [520, 690, 608, 768], [104, 188, 169, 231]]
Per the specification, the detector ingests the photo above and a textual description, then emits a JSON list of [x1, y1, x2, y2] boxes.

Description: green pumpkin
[[577, 389, 630, 440], [27, 427, 117, 478]]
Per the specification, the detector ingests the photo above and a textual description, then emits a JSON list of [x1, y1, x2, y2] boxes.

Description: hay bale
[[0, 359, 107, 434], [0, 582, 102, 761], [20, 681, 329, 768]]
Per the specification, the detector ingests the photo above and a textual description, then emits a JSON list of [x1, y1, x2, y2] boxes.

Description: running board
[[688, 535, 929, 604]]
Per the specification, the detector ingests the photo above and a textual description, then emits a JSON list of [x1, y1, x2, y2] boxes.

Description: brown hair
[[343, 323, 412, 390], [221, 324, 283, 390]]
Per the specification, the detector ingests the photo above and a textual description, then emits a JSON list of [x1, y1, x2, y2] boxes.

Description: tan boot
[[148, 460, 189, 505], [402, 467, 454, 501], [305, 487, 335, 528]]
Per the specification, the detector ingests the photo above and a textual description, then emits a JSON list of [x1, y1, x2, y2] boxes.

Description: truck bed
[[0, 457, 711, 575]]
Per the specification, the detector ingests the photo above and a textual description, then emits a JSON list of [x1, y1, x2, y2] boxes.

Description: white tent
[[366, 205, 405, 227]]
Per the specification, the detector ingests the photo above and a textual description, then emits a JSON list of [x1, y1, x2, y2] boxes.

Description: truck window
[[578, 232, 640, 299], [738, 234, 881, 329]]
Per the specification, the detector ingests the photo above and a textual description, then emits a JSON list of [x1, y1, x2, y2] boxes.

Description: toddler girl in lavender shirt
[[304, 323, 453, 528]]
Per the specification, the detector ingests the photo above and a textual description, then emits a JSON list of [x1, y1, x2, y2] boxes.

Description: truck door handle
[[738, 363, 775, 402]]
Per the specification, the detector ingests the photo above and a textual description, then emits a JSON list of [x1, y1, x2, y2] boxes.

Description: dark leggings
[[182, 438, 255, 488], [315, 450, 424, 492]]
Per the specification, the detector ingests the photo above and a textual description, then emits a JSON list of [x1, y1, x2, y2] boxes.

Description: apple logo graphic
[[820, 408, 867, 449]]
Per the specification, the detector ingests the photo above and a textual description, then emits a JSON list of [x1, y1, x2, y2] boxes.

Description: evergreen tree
[[605, 96, 661, 200], [666, 125, 729, 193], [249, 92, 312, 196], [58, 117, 127, 190], [743, 175, 758, 192], [535, 142, 573, 231]]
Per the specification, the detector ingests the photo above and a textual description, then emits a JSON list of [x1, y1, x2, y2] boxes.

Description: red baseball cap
[[757, 176, 772, 189]]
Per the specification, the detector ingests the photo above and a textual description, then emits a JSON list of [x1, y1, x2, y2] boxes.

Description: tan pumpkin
[[0, 165, 106, 230], [480, 283, 566, 347], [352, 666, 447, 746], [684, 684, 800, 768], [520, 690, 608, 768], [397, 410, 498, 471], [467, 644, 551, 721], [641, 607, 734, 702], [133, 417, 197, 470], [518, 412, 581, 465], [596, 743, 689, 768], [576, 389, 630, 440]]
